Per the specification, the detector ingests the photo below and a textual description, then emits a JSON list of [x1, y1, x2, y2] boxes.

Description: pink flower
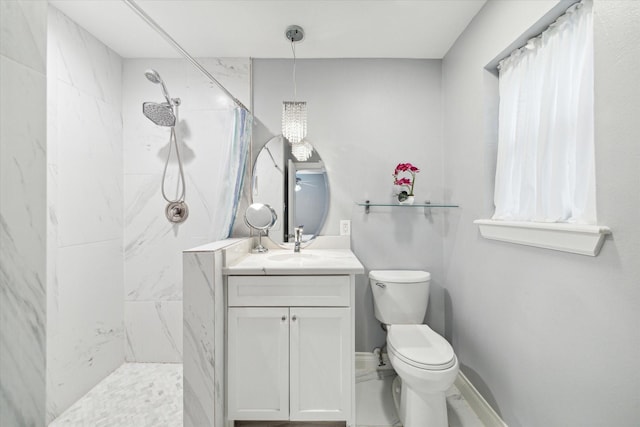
[[394, 177, 412, 186], [395, 163, 410, 172], [394, 163, 420, 173]]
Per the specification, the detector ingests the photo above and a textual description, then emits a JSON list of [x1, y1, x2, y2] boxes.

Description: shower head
[[143, 68, 181, 127], [144, 69, 162, 84], [143, 102, 176, 127], [144, 68, 172, 104]]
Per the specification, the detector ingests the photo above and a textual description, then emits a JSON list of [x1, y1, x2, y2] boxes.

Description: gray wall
[[442, 1, 640, 425], [0, 0, 48, 425], [252, 59, 446, 352]]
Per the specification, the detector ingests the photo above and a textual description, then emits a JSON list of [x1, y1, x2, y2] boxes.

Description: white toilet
[[369, 270, 458, 427]]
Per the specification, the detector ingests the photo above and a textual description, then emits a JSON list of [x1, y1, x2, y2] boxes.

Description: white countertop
[[223, 248, 365, 275], [183, 238, 246, 253]]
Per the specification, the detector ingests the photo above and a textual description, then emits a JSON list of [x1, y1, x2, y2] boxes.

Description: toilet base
[[399, 378, 448, 427]]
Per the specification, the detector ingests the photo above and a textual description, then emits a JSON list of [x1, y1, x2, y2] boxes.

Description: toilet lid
[[369, 270, 430, 283], [388, 325, 455, 370]]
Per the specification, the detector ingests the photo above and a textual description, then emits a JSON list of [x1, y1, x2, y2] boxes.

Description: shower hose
[[161, 107, 186, 205]]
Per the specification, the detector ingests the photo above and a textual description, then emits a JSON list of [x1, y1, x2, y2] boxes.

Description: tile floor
[[49, 363, 183, 427], [49, 363, 483, 427]]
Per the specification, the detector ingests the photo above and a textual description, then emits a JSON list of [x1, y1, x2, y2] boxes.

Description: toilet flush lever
[[376, 282, 386, 288]]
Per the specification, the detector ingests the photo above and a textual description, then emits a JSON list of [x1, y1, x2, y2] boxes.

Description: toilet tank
[[369, 270, 431, 325]]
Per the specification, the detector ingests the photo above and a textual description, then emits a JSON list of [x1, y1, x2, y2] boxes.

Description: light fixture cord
[[291, 38, 297, 102]]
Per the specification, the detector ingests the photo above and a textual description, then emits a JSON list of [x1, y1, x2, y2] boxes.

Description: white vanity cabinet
[[227, 307, 290, 420], [226, 275, 354, 425]]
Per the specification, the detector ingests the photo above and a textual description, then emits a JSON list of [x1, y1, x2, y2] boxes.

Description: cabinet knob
[[291, 315, 297, 321], [281, 315, 287, 321]]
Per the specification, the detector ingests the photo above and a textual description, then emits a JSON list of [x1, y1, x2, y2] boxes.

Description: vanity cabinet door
[[227, 307, 290, 420], [289, 307, 351, 421]]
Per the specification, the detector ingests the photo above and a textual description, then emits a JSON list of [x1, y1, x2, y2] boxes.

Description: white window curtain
[[493, 0, 595, 224]]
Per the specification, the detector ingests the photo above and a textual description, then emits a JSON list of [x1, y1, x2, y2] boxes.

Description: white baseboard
[[455, 371, 508, 427]]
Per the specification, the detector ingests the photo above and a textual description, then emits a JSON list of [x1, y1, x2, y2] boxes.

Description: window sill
[[473, 219, 611, 256]]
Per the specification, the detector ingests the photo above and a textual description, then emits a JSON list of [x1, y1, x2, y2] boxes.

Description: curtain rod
[[123, 0, 250, 112], [485, 0, 581, 73], [498, 0, 584, 71]]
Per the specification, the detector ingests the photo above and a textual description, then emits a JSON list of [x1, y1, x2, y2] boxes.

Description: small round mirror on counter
[[245, 203, 277, 230], [244, 203, 277, 253]]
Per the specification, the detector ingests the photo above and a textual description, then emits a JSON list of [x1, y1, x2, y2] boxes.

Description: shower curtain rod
[[123, 0, 250, 112]]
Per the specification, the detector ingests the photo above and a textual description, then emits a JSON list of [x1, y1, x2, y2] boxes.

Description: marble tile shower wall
[[46, 7, 124, 422], [0, 1, 48, 425], [122, 58, 250, 362]]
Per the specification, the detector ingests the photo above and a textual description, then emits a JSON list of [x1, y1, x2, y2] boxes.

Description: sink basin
[[267, 253, 319, 262], [223, 247, 364, 275]]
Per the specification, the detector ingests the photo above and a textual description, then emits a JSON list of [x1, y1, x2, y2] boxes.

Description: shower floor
[[49, 363, 183, 427], [49, 363, 484, 427]]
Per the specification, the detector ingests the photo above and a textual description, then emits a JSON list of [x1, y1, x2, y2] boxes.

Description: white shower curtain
[[220, 107, 252, 238], [493, 0, 595, 224]]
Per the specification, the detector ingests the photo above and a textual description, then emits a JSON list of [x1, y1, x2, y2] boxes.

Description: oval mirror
[[252, 135, 329, 244]]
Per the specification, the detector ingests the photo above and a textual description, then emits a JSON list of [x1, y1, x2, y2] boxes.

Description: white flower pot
[[398, 196, 415, 205]]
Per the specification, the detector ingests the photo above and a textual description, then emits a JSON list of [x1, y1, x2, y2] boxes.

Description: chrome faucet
[[294, 225, 304, 253]]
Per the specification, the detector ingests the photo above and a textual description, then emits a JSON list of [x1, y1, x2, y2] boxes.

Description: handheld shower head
[[144, 68, 172, 105], [144, 69, 162, 84]]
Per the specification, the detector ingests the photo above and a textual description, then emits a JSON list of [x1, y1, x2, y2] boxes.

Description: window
[[476, 0, 610, 256], [493, 0, 595, 224]]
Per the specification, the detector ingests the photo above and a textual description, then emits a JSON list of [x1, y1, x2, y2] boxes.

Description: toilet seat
[[387, 325, 455, 371]]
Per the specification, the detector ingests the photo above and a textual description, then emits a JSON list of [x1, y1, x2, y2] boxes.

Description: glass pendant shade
[[282, 101, 307, 144], [282, 101, 313, 161]]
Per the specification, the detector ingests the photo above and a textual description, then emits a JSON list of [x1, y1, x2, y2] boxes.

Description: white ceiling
[[49, 0, 487, 59]]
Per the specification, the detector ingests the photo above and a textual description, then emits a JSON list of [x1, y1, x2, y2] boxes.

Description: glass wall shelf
[[357, 200, 459, 214]]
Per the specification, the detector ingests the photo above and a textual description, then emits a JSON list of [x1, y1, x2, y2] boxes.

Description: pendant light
[[282, 25, 313, 161]]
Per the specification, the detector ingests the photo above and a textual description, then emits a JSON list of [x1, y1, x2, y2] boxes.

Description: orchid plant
[[393, 162, 420, 201]]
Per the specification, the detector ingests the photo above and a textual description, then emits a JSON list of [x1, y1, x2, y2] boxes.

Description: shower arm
[[123, 0, 250, 112]]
